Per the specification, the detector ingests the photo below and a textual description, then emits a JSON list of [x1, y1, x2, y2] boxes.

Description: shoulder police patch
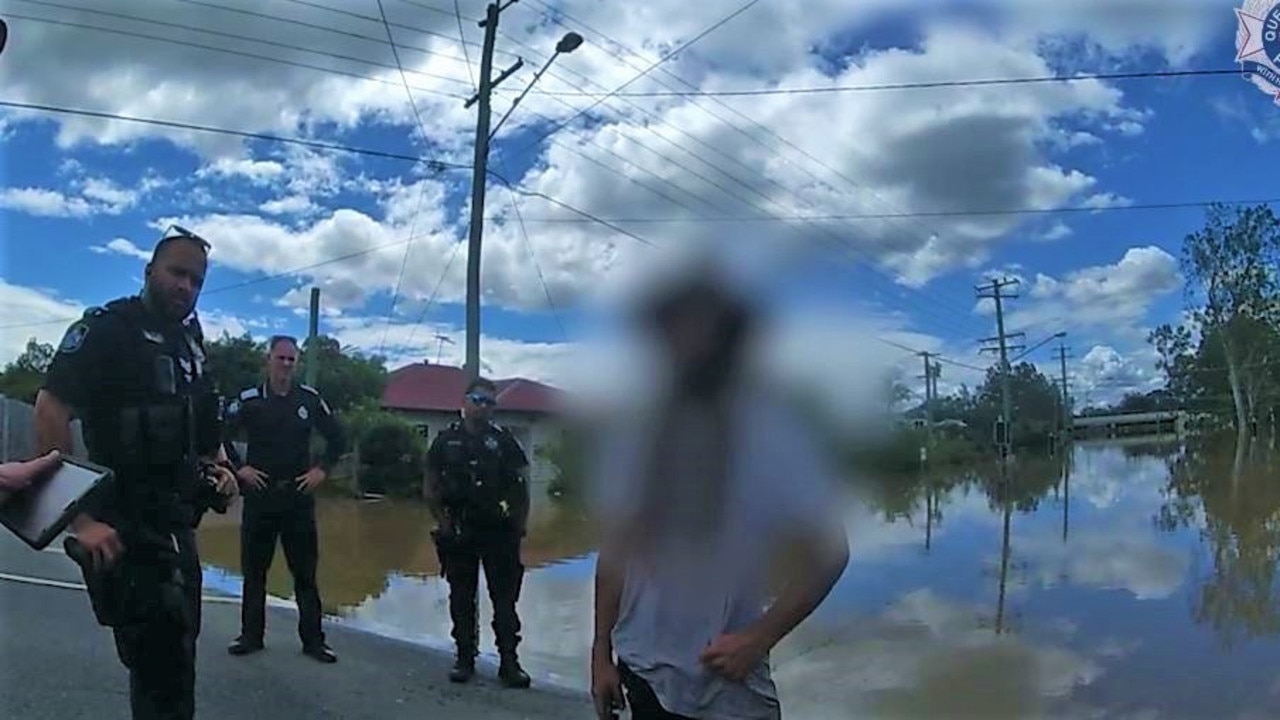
[[239, 387, 261, 401], [57, 322, 89, 354]]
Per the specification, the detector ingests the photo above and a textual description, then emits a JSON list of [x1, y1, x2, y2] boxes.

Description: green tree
[[968, 361, 1061, 446], [204, 331, 268, 396], [298, 336, 388, 413], [0, 338, 55, 403], [1179, 203, 1280, 435]]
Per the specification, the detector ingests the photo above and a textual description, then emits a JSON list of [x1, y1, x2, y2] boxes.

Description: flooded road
[[196, 437, 1280, 718]]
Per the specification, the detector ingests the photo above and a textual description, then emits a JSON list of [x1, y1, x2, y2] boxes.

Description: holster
[[65, 535, 185, 629]]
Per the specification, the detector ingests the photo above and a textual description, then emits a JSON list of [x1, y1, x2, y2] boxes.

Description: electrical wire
[[537, 67, 1243, 98], [3, 12, 471, 101], [374, 0, 439, 357], [515, 0, 762, 151], [0, 100, 458, 165], [13, 0, 474, 88], [502, 197, 1280, 223], [452, 0, 477, 90]]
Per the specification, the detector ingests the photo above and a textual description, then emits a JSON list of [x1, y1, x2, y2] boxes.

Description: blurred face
[[656, 294, 728, 369], [462, 385, 497, 423], [144, 239, 207, 321], [267, 338, 299, 385]]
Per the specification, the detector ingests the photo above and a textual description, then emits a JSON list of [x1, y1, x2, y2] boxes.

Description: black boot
[[450, 648, 476, 683], [228, 637, 264, 656], [498, 652, 531, 689]]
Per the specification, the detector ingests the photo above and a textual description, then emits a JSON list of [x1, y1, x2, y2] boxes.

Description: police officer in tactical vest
[[427, 377, 532, 688], [34, 227, 239, 720], [222, 335, 346, 663]]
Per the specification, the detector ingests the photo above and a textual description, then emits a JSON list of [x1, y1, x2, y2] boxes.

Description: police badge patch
[[1236, 0, 1280, 106], [58, 322, 89, 354], [298, 405, 309, 420]]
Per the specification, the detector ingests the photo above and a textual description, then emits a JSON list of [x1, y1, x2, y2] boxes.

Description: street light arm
[[490, 52, 559, 141]]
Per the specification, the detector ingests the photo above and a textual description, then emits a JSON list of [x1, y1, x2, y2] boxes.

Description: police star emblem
[[298, 405, 309, 420], [1236, 0, 1280, 106]]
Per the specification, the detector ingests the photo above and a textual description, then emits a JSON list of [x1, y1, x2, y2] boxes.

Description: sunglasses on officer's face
[[466, 392, 496, 407]]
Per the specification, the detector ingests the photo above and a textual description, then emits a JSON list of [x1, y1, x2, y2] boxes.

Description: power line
[[876, 337, 990, 374], [519, 0, 962, 298], [167, 0, 481, 68], [0, 100, 459, 165], [5, 8, 472, 98], [403, 240, 464, 352], [374, 0, 439, 357], [515, 0, 762, 152], [538, 67, 1242, 98], [279, 0, 512, 58], [501, 197, 1280, 223], [452, 0, 477, 90], [397, 0, 472, 21]]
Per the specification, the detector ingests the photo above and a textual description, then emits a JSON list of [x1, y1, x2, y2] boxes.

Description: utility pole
[[306, 287, 320, 387], [918, 352, 939, 446], [1052, 337, 1072, 442], [977, 278, 1023, 457], [465, 2, 516, 380], [461, 4, 583, 380]]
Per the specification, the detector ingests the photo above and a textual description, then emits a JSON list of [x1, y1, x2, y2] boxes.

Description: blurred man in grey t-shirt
[[588, 266, 850, 720]]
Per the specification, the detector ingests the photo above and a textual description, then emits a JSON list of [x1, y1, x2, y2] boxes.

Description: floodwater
[[196, 436, 1280, 719]]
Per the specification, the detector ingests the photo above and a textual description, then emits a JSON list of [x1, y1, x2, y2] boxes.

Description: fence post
[[1, 395, 9, 463]]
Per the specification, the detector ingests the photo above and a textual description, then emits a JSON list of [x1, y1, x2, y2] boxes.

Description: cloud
[[0, 281, 86, 367], [89, 238, 151, 261], [0, 175, 142, 219], [1005, 246, 1182, 336], [0, 3, 1167, 299], [1071, 344, 1163, 405]]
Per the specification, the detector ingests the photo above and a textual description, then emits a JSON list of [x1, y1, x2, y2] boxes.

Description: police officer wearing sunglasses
[[426, 377, 532, 688]]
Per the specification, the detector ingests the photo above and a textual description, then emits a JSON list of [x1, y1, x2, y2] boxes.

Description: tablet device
[[0, 455, 113, 551]]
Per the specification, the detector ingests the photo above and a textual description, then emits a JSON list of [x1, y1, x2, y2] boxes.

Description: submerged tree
[[1178, 203, 1280, 435]]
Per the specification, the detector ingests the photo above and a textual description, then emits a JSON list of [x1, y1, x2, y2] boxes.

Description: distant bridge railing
[[1070, 410, 1186, 437]]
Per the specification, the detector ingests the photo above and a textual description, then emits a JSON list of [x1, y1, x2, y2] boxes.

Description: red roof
[[381, 362, 564, 414]]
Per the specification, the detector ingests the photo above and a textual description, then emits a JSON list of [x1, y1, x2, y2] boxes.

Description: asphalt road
[[0, 531, 593, 719]]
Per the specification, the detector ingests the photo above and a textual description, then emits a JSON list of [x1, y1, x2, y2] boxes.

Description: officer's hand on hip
[[72, 516, 124, 570], [295, 467, 326, 494], [236, 465, 269, 490]]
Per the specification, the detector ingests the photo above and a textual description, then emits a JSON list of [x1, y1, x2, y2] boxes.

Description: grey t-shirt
[[591, 389, 846, 720]]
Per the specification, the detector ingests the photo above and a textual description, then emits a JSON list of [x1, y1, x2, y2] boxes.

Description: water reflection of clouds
[[1018, 527, 1189, 601], [1070, 447, 1172, 511], [770, 589, 1104, 719]]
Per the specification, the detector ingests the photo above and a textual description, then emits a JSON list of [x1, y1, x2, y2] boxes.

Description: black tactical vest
[[81, 298, 220, 525]]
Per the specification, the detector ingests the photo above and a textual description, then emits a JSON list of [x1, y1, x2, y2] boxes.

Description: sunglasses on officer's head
[[157, 224, 212, 254], [466, 392, 496, 407]]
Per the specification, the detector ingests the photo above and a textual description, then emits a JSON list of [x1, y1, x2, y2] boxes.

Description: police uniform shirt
[[427, 421, 529, 523], [42, 296, 216, 524], [223, 383, 346, 483]]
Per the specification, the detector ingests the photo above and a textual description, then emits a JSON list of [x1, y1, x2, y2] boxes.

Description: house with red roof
[[380, 361, 566, 486]]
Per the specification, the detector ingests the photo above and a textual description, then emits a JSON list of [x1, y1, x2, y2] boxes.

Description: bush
[[347, 409, 427, 498], [846, 428, 984, 475], [538, 430, 586, 501]]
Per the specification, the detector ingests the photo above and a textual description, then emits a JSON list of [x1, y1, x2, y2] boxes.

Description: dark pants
[[239, 489, 324, 647], [111, 528, 202, 720], [436, 523, 524, 659], [618, 662, 698, 720]]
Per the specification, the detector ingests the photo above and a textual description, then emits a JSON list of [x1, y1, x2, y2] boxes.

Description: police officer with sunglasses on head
[[426, 377, 532, 688], [34, 226, 239, 720]]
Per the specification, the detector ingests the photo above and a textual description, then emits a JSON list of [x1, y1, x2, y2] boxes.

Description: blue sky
[[1, 0, 1278, 407]]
